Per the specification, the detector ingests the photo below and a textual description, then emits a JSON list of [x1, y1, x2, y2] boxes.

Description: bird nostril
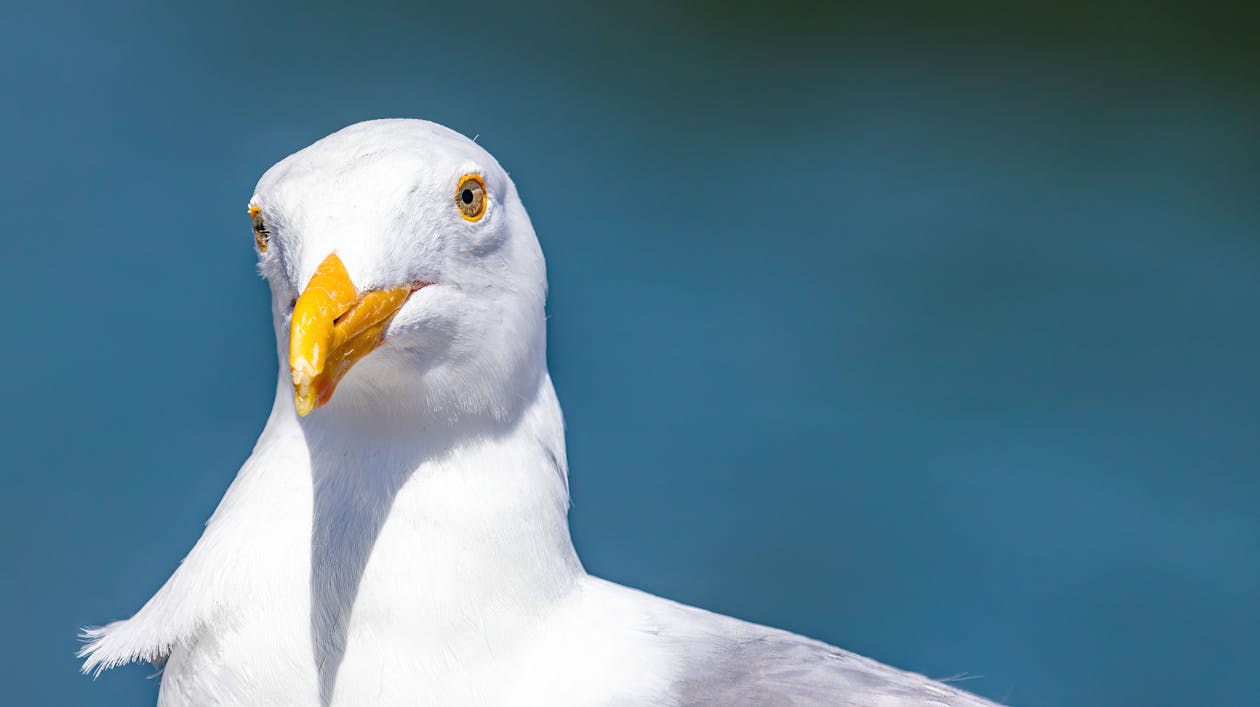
[[288, 298, 297, 310]]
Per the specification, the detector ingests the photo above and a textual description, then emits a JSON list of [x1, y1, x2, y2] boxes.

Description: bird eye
[[249, 205, 270, 252], [455, 174, 487, 222]]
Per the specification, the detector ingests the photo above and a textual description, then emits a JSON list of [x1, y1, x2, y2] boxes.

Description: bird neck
[[270, 370, 583, 644]]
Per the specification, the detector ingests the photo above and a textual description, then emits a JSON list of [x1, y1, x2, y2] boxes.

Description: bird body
[[82, 119, 996, 706]]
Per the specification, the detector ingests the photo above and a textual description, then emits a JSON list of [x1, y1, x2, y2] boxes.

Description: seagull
[[80, 119, 999, 706]]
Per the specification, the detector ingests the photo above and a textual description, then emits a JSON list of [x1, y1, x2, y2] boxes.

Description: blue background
[[2, 1, 1257, 705]]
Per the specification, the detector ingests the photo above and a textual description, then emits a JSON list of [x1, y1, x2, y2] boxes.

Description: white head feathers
[[250, 119, 548, 424]]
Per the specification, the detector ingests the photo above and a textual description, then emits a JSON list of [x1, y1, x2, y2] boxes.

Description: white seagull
[[81, 119, 998, 706]]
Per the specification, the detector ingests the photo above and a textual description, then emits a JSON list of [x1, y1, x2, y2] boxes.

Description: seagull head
[[248, 119, 547, 424]]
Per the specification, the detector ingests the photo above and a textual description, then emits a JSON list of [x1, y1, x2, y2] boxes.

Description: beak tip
[[292, 371, 319, 417], [294, 392, 316, 417]]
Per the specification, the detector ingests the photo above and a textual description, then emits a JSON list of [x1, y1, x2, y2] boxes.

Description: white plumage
[[81, 119, 998, 706]]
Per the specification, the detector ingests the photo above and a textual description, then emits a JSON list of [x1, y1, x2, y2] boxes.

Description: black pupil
[[461, 188, 474, 205]]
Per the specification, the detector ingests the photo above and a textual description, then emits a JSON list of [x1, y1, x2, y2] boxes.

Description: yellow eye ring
[[249, 204, 269, 252], [455, 174, 488, 222]]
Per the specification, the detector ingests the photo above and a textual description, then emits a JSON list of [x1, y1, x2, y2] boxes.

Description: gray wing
[[671, 624, 1000, 707], [644, 595, 1001, 707]]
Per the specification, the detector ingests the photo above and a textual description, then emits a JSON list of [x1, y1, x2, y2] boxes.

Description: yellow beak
[[289, 253, 416, 416]]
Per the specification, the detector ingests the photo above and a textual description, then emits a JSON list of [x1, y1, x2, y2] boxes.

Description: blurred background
[[1, 1, 1257, 704]]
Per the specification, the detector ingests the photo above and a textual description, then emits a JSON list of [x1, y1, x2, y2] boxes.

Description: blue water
[[2, 2, 1257, 705]]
